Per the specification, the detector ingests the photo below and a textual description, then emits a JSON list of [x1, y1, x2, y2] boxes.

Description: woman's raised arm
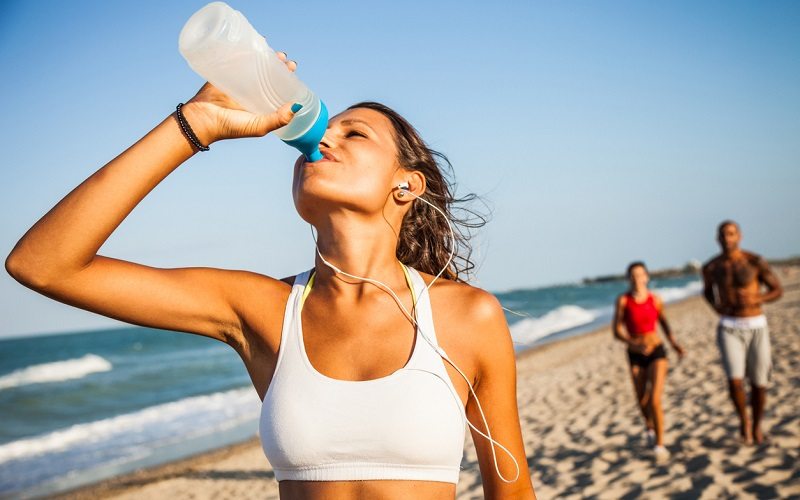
[[5, 82, 297, 347]]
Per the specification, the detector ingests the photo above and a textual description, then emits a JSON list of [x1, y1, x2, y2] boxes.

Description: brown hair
[[717, 219, 739, 237], [626, 261, 647, 278], [347, 102, 487, 282]]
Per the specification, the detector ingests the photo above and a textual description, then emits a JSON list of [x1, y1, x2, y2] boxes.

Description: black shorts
[[628, 344, 667, 368]]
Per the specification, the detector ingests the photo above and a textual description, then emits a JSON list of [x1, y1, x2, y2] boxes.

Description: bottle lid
[[283, 101, 328, 162]]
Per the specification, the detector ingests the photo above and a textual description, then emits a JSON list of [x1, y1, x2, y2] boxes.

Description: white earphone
[[309, 182, 521, 483]]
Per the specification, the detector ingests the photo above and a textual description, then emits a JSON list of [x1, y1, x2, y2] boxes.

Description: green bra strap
[[399, 263, 418, 307], [300, 271, 315, 308]]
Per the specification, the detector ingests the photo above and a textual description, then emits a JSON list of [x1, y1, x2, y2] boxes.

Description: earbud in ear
[[398, 182, 410, 190]]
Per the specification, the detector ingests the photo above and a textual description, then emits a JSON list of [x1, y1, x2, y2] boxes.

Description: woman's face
[[292, 107, 404, 222], [629, 265, 649, 290]]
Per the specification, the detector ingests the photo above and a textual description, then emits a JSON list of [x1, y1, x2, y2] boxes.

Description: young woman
[[5, 55, 536, 499], [613, 262, 685, 463]]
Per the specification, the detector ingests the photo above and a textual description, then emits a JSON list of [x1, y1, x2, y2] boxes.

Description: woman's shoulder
[[649, 292, 663, 308], [419, 273, 515, 375], [417, 270, 504, 322], [224, 270, 294, 320], [416, 271, 511, 358], [278, 268, 315, 287]]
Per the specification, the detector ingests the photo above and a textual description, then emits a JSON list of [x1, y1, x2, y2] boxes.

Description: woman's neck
[[312, 215, 407, 295]]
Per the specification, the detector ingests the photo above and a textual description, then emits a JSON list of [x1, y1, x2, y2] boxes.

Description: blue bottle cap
[[283, 101, 328, 162]]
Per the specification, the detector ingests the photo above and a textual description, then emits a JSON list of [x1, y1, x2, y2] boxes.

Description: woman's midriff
[[628, 332, 662, 352], [279, 480, 457, 500]]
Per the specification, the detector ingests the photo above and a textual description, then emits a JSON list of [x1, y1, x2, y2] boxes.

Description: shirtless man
[[702, 220, 783, 444]]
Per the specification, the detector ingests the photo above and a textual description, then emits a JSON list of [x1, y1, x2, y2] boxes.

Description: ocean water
[[0, 275, 701, 497], [499, 275, 703, 349]]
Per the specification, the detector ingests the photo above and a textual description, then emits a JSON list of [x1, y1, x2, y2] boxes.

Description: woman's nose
[[319, 128, 339, 150]]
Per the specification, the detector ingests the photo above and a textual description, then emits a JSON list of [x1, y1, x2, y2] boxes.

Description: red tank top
[[623, 292, 658, 336]]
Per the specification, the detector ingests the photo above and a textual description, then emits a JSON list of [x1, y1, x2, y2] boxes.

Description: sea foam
[[0, 387, 259, 464], [507, 280, 702, 348], [0, 354, 112, 390], [510, 305, 600, 346], [655, 280, 703, 303]]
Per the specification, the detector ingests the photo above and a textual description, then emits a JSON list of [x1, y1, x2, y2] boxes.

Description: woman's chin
[[294, 190, 343, 221]]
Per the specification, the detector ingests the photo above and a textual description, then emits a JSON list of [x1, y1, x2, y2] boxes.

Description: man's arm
[[701, 261, 721, 313], [756, 257, 783, 304]]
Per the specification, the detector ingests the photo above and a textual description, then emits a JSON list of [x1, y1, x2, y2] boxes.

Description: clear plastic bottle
[[179, 1, 327, 161]]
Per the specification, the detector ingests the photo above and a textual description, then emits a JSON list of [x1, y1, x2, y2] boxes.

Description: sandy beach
[[56, 267, 799, 499]]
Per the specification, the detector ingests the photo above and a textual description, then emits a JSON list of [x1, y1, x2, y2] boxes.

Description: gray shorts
[[716, 319, 772, 387]]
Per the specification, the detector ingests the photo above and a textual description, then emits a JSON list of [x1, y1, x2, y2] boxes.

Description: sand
[[57, 267, 800, 499]]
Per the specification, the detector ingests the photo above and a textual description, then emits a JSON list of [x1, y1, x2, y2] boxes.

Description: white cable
[[439, 348, 521, 483], [309, 186, 521, 484], [502, 306, 532, 318]]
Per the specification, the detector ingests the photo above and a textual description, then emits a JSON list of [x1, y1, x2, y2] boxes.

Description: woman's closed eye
[[345, 129, 367, 139]]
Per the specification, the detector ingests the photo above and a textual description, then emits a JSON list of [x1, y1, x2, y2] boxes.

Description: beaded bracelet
[[175, 103, 210, 152]]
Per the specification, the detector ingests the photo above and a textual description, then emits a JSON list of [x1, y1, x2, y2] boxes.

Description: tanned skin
[[702, 221, 782, 444]]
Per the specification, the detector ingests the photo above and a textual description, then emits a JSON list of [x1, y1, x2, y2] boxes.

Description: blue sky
[[1, 1, 798, 337]]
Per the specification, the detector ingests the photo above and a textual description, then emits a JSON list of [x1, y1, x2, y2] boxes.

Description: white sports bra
[[259, 266, 466, 483]]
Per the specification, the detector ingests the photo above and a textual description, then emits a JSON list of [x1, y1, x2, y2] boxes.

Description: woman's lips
[[306, 150, 339, 165], [321, 150, 338, 162]]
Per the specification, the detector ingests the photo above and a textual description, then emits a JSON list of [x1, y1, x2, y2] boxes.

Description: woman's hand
[[627, 337, 659, 355], [179, 51, 300, 145], [627, 337, 645, 354], [671, 341, 686, 358], [629, 342, 649, 355]]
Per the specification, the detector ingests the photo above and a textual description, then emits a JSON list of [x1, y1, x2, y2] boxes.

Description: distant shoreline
[[582, 255, 800, 284], [4, 257, 797, 341]]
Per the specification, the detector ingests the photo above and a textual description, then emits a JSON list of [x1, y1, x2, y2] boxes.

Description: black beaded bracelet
[[175, 103, 210, 152]]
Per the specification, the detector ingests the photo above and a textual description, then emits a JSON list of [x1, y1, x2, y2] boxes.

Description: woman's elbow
[[5, 248, 52, 290]]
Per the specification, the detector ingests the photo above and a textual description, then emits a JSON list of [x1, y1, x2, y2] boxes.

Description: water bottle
[[179, 1, 327, 161]]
